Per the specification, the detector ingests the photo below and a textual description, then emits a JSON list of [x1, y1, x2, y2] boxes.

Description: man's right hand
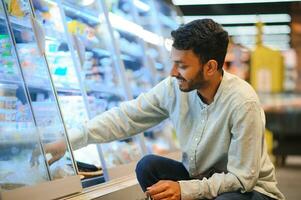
[[31, 140, 67, 166]]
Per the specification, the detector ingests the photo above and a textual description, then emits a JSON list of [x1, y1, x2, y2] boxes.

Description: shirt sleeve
[[69, 78, 172, 150], [178, 101, 265, 200]]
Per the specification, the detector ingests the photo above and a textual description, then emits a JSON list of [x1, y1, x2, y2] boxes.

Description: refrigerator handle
[[72, 34, 86, 68], [30, 17, 45, 55]]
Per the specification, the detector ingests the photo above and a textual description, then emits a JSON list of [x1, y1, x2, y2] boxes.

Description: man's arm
[[70, 78, 173, 149], [178, 101, 264, 200], [33, 78, 173, 165]]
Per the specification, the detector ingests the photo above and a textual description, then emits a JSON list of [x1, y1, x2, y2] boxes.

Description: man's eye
[[179, 65, 187, 69]]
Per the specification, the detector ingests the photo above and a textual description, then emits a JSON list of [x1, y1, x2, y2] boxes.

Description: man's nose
[[170, 64, 179, 77]]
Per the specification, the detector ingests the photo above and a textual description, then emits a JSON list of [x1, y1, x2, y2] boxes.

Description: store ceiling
[[168, 1, 301, 50], [177, 2, 292, 16]]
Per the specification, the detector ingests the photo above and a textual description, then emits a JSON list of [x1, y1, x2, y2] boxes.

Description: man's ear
[[206, 60, 218, 76]]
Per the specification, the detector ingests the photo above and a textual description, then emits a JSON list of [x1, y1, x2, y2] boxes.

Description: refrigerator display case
[[134, 0, 168, 82], [132, 0, 180, 155], [30, 0, 148, 182], [106, 0, 154, 97], [0, 0, 77, 192], [61, 0, 146, 174], [30, 0, 105, 187]]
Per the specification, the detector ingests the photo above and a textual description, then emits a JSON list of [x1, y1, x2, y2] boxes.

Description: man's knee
[[135, 154, 160, 175]]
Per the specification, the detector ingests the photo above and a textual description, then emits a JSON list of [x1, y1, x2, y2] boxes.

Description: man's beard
[[177, 71, 207, 92]]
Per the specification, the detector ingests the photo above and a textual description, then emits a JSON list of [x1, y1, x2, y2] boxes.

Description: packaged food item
[[0, 84, 18, 122], [7, 0, 30, 17]]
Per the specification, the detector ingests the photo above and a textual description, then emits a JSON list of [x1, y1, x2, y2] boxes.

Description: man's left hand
[[146, 180, 181, 200]]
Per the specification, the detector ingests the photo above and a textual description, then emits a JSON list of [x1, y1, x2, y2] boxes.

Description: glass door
[[133, 0, 180, 155], [106, 0, 154, 97], [30, 0, 106, 185], [0, 0, 76, 190], [62, 0, 146, 177]]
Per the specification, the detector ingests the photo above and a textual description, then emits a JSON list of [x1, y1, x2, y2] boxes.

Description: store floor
[[275, 156, 301, 200]]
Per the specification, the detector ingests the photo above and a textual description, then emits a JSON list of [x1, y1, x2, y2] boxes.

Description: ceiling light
[[172, 0, 301, 5], [243, 43, 290, 51], [232, 34, 290, 44], [164, 38, 173, 51], [182, 14, 291, 24], [108, 13, 163, 46], [224, 25, 290, 36], [80, 0, 95, 6], [133, 0, 150, 12]]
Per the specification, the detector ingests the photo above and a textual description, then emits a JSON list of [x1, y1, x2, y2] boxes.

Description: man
[[38, 19, 284, 200]]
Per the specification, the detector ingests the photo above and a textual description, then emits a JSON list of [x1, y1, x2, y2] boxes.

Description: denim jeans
[[135, 154, 275, 200]]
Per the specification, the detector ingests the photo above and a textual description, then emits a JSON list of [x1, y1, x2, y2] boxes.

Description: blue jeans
[[135, 154, 275, 200]]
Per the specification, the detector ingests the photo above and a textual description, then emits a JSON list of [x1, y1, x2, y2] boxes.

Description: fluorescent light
[[182, 14, 291, 24], [63, 3, 99, 23], [164, 38, 173, 51], [43, 0, 57, 5], [81, 0, 95, 6], [244, 43, 290, 51], [232, 34, 290, 44], [141, 30, 164, 45], [108, 12, 164, 46], [133, 0, 150, 12], [172, 0, 301, 5], [231, 34, 291, 50], [224, 25, 290, 35]]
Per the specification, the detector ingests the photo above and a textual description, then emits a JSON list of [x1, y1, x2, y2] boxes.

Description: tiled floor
[[275, 156, 301, 200]]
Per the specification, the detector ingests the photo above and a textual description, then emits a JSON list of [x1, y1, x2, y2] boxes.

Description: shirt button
[[201, 119, 205, 123], [190, 157, 194, 161], [195, 138, 198, 141]]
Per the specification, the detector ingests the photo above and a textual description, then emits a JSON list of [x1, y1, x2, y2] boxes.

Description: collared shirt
[[71, 71, 285, 200]]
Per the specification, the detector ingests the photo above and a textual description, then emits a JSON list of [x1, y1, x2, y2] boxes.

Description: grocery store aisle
[[275, 156, 301, 200]]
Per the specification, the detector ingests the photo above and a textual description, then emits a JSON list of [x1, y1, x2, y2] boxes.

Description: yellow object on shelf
[[265, 129, 276, 164], [250, 46, 284, 93], [68, 20, 86, 35], [8, 0, 25, 17], [250, 22, 284, 93], [265, 129, 273, 155]]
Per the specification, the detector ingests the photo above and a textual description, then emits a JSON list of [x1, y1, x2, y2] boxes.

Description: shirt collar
[[196, 70, 228, 108]]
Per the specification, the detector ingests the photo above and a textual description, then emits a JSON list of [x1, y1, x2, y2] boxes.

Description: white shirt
[[71, 71, 285, 200]]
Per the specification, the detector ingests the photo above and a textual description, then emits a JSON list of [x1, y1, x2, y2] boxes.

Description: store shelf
[[62, 1, 99, 25], [0, 74, 22, 85], [85, 83, 122, 96], [56, 87, 81, 94], [91, 48, 111, 57], [120, 53, 138, 62], [7, 16, 32, 30], [0, 128, 38, 146], [45, 32, 66, 43]]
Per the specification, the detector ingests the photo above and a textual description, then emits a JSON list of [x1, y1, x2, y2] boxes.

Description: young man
[[37, 19, 284, 200]]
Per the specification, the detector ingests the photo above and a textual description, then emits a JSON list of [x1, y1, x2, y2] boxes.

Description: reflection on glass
[[108, 0, 153, 98], [2, 0, 76, 183], [0, 7, 49, 190], [32, 0, 105, 182], [61, 0, 144, 170]]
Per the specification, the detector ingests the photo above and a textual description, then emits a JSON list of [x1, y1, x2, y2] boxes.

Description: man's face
[[170, 47, 209, 92]]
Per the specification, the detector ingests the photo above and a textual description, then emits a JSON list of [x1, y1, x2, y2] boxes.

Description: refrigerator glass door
[[1, 0, 77, 184], [60, 0, 145, 172]]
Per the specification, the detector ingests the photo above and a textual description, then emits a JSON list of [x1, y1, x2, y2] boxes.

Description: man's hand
[[31, 140, 67, 166], [146, 180, 181, 200]]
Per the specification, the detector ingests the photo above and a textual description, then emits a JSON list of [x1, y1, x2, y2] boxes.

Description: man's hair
[[171, 19, 229, 70]]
